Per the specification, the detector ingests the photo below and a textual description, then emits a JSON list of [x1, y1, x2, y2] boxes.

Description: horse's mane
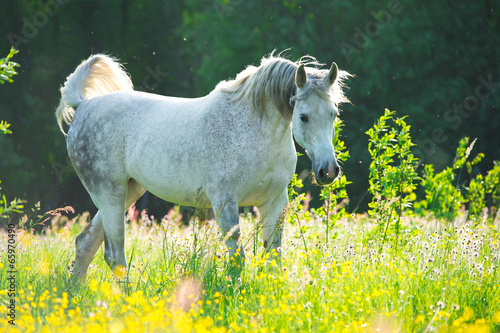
[[216, 53, 351, 121]]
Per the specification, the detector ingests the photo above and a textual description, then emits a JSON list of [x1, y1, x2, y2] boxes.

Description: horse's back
[[67, 90, 215, 204]]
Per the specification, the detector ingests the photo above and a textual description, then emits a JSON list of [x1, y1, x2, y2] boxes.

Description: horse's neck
[[211, 90, 293, 145], [258, 103, 293, 144]]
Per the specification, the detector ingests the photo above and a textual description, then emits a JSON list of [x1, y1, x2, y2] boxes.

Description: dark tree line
[[0, 0, 498, 218]]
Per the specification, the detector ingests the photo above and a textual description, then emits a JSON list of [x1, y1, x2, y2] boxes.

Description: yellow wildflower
[[89, 279, 98, 292], [462, 307, 474, 321], [414, 315, 425, 323]]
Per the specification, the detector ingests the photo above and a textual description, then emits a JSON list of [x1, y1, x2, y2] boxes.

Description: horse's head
[[292, 63, 340, 185]]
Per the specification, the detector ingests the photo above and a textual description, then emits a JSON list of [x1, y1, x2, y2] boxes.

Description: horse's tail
[[55, 54, 133, 134]]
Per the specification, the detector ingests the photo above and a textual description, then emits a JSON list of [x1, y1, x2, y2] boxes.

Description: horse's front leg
[[211, 196, 245, 268], [257, 189, 288, 263]]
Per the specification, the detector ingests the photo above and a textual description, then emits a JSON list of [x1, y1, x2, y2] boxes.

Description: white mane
[[217, 54, 352, 121]]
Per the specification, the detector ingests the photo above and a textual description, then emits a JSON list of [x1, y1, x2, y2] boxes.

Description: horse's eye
[[300, 115, 309, 123]]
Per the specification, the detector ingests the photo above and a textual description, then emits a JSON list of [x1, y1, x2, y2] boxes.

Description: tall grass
[[1, 210, 499, 332]]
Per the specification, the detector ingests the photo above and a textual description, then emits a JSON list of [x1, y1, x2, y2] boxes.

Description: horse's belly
[[150, 187, 211, 208], [129, 162, 210, 207], [132, 161, 292, 209]]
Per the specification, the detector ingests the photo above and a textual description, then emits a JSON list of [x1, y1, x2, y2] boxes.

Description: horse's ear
[[325, 62, 338, 87], [295, 64, 307, 88]]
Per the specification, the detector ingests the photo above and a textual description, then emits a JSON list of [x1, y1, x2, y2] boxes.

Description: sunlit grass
[[1, 210, 499, 332]]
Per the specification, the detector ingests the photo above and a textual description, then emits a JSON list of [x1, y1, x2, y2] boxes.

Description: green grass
[[1, 210, 499, 332]]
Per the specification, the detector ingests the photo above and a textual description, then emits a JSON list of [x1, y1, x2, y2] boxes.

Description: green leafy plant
[[366, 109, 419, 245], [417, 137, 484, 222], [286, 174, 310, 255], [0, 120, 12, 135], [0, 47, 23, 221], [0, 47, 19, 84], [464, 156, 500, 223], [466, 174, 485, 220], [484, 161, 500, 218], [418, 164, 464, 221], [0, 184, 23, 219], [312, 118, 351, 246]]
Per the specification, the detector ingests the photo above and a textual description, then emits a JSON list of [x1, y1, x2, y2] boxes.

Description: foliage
[[466, 174, 485, 220], [0, 48, 23, 221], [362, 111, 500, 227], [1, 212, 499, 332], [0, 121, 12, 135], [0, 47, 17, 136], [418, 164, 464, 221], [0, 47, 18, 84], [286, 174, 310, 253], [286, 173, 306, 227], [366, 109, 419, 244], [417, 137, 484, 221], [485, 161, 500, 213], [0, 1, 499, 215], [0, 187, 23, 220], [364, 113, 499, 226]]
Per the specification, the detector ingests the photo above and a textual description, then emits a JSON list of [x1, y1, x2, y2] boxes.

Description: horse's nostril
[[325, 166, 339, 179], [334, 166, 340, 178], [318, 168, 325, 179]]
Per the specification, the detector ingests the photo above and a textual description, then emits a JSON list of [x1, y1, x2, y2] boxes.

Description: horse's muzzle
[[314, 159, 339, 185]]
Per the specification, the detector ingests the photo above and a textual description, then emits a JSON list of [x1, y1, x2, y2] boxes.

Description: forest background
[[0, 0, 499, 219]]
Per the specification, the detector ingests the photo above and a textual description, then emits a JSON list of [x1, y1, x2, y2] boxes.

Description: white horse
[[56, 53, 351, 281]]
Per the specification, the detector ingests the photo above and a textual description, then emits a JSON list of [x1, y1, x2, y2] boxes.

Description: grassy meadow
[[2, 109, 499, 332], [1, 206, 499, 333]]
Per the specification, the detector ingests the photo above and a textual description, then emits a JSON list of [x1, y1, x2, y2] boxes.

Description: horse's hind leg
[[100, 180, 146, 278], [99, 195, 128, 278], [72, 180, 145, 283], [73, 211, 104, 283]]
